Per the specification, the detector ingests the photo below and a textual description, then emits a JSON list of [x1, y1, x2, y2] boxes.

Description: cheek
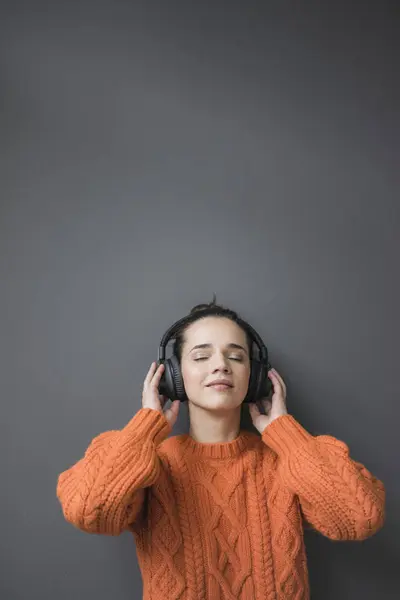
[[181, 362, 203, 387], [241, 365, 251, 388]]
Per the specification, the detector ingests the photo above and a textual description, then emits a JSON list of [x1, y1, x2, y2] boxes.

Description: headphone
[[157, 312, 272, 403]]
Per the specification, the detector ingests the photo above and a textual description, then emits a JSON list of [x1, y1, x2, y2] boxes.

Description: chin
[[189, 391, 244, 411]]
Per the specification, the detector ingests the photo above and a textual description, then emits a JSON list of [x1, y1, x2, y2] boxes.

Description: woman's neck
[[188, 402, 242, 443]]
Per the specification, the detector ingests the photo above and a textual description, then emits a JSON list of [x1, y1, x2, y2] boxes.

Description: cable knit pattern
[[57, 409, 385, 599]]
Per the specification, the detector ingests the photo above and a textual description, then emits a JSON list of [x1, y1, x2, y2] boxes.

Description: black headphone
[[157, 312, 272, 403]]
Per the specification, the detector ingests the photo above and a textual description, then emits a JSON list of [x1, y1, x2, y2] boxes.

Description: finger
[[144, 361, 157, 388], [164, 399, 179, 422], [268, 371, 275, 390], [269, 370, 284, 395], [262, 398, 272, 413], [170, 399, 180, 416], [271, 369, 286, 394], [248, 402, 260, 417], [151, 363, 165, 387]]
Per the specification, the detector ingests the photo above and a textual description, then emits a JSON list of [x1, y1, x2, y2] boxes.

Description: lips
[[207, 381, 233, 387]]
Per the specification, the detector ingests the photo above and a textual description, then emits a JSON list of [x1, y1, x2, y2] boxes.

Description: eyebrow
[[189, 343, 248, 355]]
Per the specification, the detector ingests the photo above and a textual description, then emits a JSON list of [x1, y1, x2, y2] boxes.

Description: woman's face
[[180, 316, 251, 411]]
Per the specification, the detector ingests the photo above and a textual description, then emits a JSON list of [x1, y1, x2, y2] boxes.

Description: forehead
[[183, 316, 247, 344]]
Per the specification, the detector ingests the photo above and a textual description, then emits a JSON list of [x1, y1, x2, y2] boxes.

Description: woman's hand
[[249, 367, 288, 433], [142, 362, 180, 427]]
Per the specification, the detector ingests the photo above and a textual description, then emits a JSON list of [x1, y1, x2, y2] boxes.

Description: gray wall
[[1, 1, 398, 598]]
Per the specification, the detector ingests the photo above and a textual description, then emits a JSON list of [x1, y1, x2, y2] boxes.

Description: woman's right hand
[[142, 362, 180, 427]]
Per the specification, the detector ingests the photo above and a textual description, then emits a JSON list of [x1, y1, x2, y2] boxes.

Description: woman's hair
[[172, 293, 253, 363]]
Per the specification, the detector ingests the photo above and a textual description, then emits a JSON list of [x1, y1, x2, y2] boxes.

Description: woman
[[56, 298, 385, 600]]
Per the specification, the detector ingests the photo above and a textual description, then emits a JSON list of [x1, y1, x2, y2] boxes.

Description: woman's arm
[[56, 408, 171, 536], [262, 415, 385, 541]]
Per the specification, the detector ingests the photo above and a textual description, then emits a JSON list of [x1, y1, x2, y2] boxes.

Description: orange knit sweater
[[56, 408, 385, 599]]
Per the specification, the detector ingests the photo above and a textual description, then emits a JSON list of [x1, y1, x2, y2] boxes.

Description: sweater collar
[[178, 430, 250, 459]]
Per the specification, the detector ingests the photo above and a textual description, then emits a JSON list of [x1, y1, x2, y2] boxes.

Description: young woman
[[57, 299, 385, 600]]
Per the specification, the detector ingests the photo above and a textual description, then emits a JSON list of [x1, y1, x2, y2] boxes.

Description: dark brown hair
[[172, 293, 253, 363]]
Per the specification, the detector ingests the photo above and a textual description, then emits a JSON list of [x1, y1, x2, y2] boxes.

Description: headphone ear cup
[[158, 359, 175, 400], [244, 360, 271, 403], [157, 356, 187, 402], [257, 364, 272, 400], [243, 359, 259, 403], [169, 354, 187, 402]]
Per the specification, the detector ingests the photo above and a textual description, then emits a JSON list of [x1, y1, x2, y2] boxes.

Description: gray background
[[1, 1, 398, 598]]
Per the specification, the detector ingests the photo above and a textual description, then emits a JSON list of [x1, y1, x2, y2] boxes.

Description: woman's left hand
[[249, 367, 288, 433]]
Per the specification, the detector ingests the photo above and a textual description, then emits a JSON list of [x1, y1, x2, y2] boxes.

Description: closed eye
[[194, 357, 243, 362]]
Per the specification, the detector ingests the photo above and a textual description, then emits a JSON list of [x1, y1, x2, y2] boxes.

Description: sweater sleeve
[[262, 414, 385, 541], [56, 408, 171, 536]]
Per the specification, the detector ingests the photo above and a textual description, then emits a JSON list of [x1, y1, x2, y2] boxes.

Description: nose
[[211, 352, 231, 372]]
